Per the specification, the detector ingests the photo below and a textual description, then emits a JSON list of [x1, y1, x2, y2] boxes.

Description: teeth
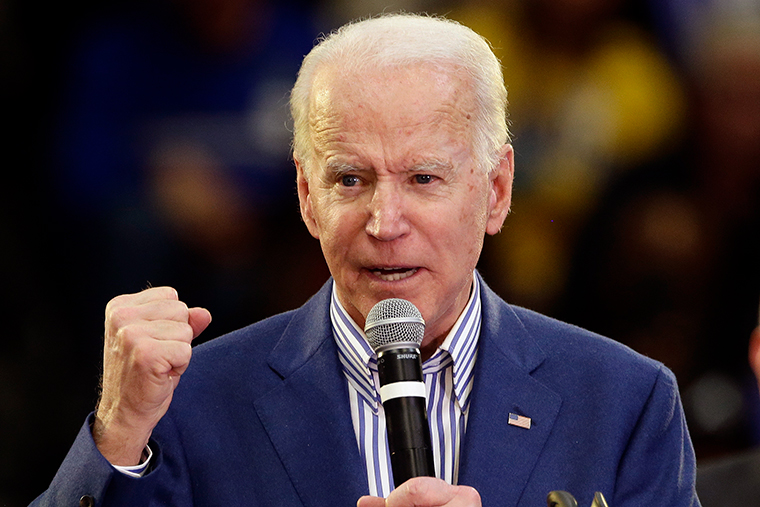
[[372, 268, 418, 281]]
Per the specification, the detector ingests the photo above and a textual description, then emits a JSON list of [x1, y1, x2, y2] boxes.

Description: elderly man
[[32, 13, 699, 507]]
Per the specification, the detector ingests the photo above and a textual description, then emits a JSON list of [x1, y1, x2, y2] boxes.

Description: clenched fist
[[93, 287, 212, 466]]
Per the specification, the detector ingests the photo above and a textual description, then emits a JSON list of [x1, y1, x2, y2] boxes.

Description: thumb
[[188, 307, 212, 339], [357, 496, 385, 507], [387, 477, 481, 507]]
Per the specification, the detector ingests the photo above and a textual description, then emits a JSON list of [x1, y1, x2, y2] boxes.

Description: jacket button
[[79, 495, 95, 507]]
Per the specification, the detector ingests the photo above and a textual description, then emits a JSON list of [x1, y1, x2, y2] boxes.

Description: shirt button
[[79, 495, 95, 507]]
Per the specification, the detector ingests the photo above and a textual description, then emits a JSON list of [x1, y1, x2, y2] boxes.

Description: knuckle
[[126, 338, 154, 370], [179, 341, 193, 362], [156, 298, 189, 322], [115, 323, 140, 345], [180, 323, 194, 342], [106, 304, 136, 331], [112, 326, 151, 362], [403, 477, 428, 498], [458, 486, 481, 505], [160, 286, 180, 300], [172, 300, 190, 320], [106, 292, 130, 309], [165, 342, 192, 374]]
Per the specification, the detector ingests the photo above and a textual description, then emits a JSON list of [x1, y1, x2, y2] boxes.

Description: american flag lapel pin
[[508, 412, 532, 429]]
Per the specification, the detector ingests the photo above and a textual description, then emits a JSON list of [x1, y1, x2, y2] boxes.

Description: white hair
[[290, 13, 510, 175]]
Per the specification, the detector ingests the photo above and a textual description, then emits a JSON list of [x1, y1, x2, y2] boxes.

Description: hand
[[93, 287, 212, 465], [357, 477, 481, 507]]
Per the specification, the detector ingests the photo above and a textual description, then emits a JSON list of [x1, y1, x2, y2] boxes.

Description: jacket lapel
[[252, 282, 368, 506], [250, 276, 563, 506], [458, 278, 562, 507]]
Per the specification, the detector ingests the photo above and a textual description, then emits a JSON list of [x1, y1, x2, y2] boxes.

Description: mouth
[[369, 267, 419, 282]]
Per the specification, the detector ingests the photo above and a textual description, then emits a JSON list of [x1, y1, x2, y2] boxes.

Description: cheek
[[313, 199, 361, 253], [460, 185, 490, 232], [311, 191, 339, 230], [451, 188, 490, 259]]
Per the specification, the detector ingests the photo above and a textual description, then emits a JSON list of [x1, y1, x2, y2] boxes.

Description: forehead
[[307, 63, 476, 163]]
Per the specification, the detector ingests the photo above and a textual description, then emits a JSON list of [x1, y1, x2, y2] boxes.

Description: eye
[[414, 174, 435, 185], [341, 175, 361, 187]]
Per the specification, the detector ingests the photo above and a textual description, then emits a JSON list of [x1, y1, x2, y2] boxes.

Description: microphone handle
[[377, 347, 435, 485]]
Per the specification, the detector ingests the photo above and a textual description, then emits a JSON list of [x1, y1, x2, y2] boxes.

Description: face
[[296, 64, 513, 355]]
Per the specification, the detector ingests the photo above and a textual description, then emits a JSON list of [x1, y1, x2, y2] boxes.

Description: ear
[[749, 325, 760, 383], [294, 154, 320, 240], [485, 143, 514, 236]]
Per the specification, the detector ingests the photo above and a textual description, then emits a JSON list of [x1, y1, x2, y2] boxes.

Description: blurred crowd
[[1, 0, 759, 505]]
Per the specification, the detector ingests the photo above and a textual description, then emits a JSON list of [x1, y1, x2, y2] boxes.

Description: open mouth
[[370, 267, 418, 282]]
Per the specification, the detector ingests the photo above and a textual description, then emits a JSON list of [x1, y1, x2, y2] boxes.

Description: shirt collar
[[331, 274, 482, 411]]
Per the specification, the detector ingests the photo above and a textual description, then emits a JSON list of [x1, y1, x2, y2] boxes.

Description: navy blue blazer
[[33, 277, 699, 506]]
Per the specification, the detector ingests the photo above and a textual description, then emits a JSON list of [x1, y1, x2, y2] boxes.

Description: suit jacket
[[32, 276, 700, 506]]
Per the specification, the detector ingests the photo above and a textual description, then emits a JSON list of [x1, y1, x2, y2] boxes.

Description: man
[[32, 13, 699, 507]]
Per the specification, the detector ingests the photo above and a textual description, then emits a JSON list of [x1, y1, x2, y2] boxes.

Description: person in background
[[697, 299, 760, 506]]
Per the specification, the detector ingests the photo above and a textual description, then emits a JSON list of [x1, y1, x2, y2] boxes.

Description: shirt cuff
[[112, 445, 153, 478]]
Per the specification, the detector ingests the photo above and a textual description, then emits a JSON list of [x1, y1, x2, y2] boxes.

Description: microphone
[[364, 298, 435, 486], [547, 491, 609, 507]]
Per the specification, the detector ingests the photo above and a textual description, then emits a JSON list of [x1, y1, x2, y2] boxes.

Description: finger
[[387, 477, 480, 507], [112, 321, 195, 354], [389, 477, 450, 507], [450, 486, 480, 507], [145, 320, 196, 344], [165, 341, 193, 377], [188, 307, 212, 339], [135, 298, 192, 323], [357, 496, 385, 507], [112, 294, 204, 326], [106, 292, 188, 333], [143, 339, 193, 378], [107, 286, 179, 312]]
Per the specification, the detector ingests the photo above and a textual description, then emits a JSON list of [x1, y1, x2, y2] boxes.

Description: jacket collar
[[256, 275, 562, 507]]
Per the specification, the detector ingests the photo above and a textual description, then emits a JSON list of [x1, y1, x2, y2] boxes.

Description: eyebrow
[[324, 159, 455, 176], [325, 160, 361, 176], [409, 159, 455, 176]]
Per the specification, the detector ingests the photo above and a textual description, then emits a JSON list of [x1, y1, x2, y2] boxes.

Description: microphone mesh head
[[364, 298, 425, 351]]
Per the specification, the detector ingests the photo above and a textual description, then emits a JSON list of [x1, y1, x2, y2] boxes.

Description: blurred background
[[1, 0, 759, 504]]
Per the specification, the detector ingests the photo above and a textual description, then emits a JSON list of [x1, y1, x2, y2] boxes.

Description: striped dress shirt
[[331, 274, 482, 497]]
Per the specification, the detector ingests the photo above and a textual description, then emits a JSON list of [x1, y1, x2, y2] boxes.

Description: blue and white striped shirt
[[331, 274, 482, 497]]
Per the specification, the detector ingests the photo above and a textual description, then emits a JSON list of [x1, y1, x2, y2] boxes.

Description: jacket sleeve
[[613, 365, 701, 507], [29, 413, 192, 507]]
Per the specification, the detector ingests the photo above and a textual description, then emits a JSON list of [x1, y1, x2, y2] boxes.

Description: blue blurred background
[[1, 0, 759, 504]]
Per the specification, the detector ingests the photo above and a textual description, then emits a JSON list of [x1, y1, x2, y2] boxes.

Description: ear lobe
[[295, 156, 320, 240], [485, 144, 514, 236]]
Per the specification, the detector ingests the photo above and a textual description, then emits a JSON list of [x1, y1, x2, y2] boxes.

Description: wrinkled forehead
[[307, 63, 477, 148]]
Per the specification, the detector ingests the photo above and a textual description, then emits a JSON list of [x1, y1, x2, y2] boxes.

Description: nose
[[365, 182, 410, 241]]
